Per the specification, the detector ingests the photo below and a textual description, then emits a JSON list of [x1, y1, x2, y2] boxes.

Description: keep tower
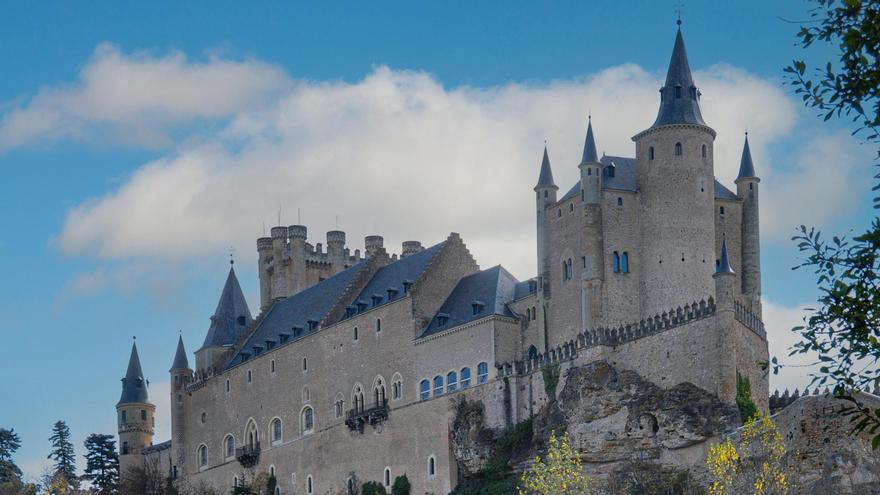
[[117, 340, 155, 478], [633, 26, 717, 317]]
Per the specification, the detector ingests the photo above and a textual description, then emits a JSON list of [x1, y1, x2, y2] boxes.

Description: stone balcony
[[345, 399, 389, 433]]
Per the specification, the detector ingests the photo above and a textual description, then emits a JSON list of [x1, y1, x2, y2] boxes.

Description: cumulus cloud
[[763, 299, 820, 393], [30, 45, 838, 281], [0, 44, 290, 149]]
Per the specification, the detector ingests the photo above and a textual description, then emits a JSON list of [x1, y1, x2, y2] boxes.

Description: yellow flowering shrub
[[706, 414, 790, 495], [518, 431, 594, 495]]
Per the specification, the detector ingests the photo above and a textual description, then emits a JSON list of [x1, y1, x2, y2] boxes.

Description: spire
[[534, 145, 558, 190], [716, 239, 734, 274], [170, 335, 190, 371], [652, 27, 706, 128], [737, 132, 757, 179], [199, 266, 253, 351], [581, 116, 599, 164], [118, 340, 149, 405]]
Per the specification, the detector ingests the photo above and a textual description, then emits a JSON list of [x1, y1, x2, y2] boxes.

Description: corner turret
[[117, 340, 155, 479], [579, 116, 602, 205], [195, 265, 253, 373], [169, 335, 191, 480], [736, 133, 761, 313]]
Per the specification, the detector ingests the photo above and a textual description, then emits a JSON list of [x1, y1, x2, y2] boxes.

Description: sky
[[0, 0, 875, 482]]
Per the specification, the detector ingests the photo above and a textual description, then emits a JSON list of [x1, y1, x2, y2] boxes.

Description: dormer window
[[252, 346, 263, 356], [606, 164, 615, 178], [279, 332, 290, 344], [472, 301, 485, 315], [307, 320, 319, 331], [345, 305, 357, 318], [356, 301, 368, 312], [387, 287, 399, 300], [265, 340, 275, 350], [292, 325, 304, 337], [436, 313, 449, 326], [371, 294, 383, 307], [402, 281, 413, 294]]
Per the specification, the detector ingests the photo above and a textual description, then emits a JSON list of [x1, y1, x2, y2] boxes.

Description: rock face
[[537, 360, 740, 463]]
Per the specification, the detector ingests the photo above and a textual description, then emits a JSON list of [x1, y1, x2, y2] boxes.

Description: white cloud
[[0, 44, 290, 149], [763, 299, 820, 393], [32, 46, 836, 281]]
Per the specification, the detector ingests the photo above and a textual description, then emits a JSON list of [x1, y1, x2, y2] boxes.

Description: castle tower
[[365, 235, 385, 257], [578, 118, 605, 330], [194, 265, 253, 373], [270, 226, 289, 299], [256, 236, 273, 310], [713, 239, 738, 402], [736, 133, 761, 315], [117, 340, 155, 479], [169, 336, 192, 480], [288, 225, 308, 294], [327, 230, 346, 275], [633, 26, 717, 316], [534, 145, 557, 351]]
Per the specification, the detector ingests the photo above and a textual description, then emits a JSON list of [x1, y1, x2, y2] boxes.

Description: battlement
[[769, 385, 880, 413]]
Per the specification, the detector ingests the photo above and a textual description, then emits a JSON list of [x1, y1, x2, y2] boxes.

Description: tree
[[782, 0, 880, 448], [119, 457, 177, 495], [706, 414, 791, 495], [735, 373, 759, 423], [390, 474, 410, 495], [518, 431, 594, 495], [0, 428, 22, 484], [47, 421, 78, 490], [361, 481, 386, 495], [82, 434, 118, 494]]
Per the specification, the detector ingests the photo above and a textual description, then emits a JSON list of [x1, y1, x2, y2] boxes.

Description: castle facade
[[115, 27, 769, 494]]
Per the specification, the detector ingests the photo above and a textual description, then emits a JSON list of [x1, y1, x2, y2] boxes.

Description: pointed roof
[[118, 341, 150, 406], [716, 239, 734, 274], [199, 266, 253, 351], [534, 146, 557, 190], [170, 335, 190, 371], [652, 28, 707, 128], [737, 133, 757, 179], [581, 117, 599, 164]]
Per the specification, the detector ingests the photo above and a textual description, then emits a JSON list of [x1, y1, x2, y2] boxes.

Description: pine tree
[[0, 428, 22, 484], [82, 434, 118, 494], [47, 421, 78, 489]]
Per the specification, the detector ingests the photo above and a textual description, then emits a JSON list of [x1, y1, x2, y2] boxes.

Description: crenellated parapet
[[734, 300, 765, 339]]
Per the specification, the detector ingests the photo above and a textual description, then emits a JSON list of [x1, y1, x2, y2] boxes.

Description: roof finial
[[132, 335, 136, 341], [675, 0, 684, 26], [229, 246, 236, 265]]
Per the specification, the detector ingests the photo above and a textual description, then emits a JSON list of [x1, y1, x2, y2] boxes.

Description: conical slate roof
[[737, 133, 757, 179], [652, 28, 706, 128], [534, 146, 557, 190], [199, 266, 253, 351], [581, 117, 599, 164], [170, 335, 190, 371], [716, 239, 734, 274], [118, 341, 149, 406]]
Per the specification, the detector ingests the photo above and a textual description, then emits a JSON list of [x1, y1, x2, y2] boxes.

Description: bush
[[390, 474, 410, 495], [541, 364, 560, 398], [361, 480, 387, 495], [735, 372, 759, 423]]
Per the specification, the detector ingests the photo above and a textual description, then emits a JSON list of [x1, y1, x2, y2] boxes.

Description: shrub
[[361, 480, 387, 495], [541, 364, 561, 399], [390, 474, 410, 495], [735, 372, 759, 423]]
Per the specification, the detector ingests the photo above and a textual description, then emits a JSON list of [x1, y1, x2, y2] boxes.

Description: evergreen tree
[[391, 474, 411, 495], [735, 372, 759, 423], [0, 428, 22, 483], [82, 434, 118, 494], [47, 421, 78, 488]]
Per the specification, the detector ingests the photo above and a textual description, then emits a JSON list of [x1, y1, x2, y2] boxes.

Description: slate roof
[[717, 238, 734, 273], [513, 279, 537, 300], [535, 146, 557, 189], [170, 335, 189, 371], [581, 118, 599, 164], [560, 155, 738, 202], [199, 267, 253, 351], [652, 28, 707, 128], [420, 265, 519, 338], [228, 261, 368, 368], [737, 134, 757, 179], [142, 440, 171, 455], [118, 341, 149, 406]]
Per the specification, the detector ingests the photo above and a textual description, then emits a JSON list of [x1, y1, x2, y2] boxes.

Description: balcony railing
[[345, 399, 389, 433], [235, 442, 260, 468]]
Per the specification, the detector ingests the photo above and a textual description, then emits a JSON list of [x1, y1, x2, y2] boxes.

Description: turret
[[579, 116, 602, 205], [401, 240, 424, 257], [169, 336, 191, 480], [534, 145, 558, 280], [713, 239, 738, 401], [270, 226, 289, 299], [735, 133, 761, 314], [578, 118, 605, 330], [288, 225, 308, 295], [117, 340, 155, 479], [327, 230, 346, 259], [365, 235, 384, 257], [194, 265, 253, 373], [256, 236, 273, 310], [633, 25, 717, 316]]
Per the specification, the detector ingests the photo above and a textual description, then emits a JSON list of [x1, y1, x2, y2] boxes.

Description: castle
[[115, 26, 769, 494]]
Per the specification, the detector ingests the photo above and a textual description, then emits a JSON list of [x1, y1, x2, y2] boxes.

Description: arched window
[[226, 379, 230, 393], [373, 377, 386, 406], [569, 203, 573, 212], [460, 368, 471, 388], [224, 435, 235, 460], [334, 393, 345, 418], [427, 456, 436, 477], [353, 326, 358, 341], [301, 406, 314, 434], [271, 418, 282, 445], [617, 197, 623, 206], [621, 252, 630, 274], [419, 379, 430, 401], [245, 419, 259, 449], [433, 375, 444, 396], [384, 467, 391, 487], [612, 251, 621, 273], [352, 384, 365, 413], [270, 359, 275, 374], [234, 476, 239, 487], [197, 444, 208, 468], [649, 146, 655, 160], [302, 386, 310, 403], [376, 318, 382, 333], [528, 345, 538, 360], [391, 373, 403, 401], [302, 357, 308, 371], [675, 142, 682, 156], [477, 362, 489, 384], [447, 371, 458, 393], [532, 307, 536, 320], [702, 144, 707, 158], [307, 475, 313, 494], [526, 308, 531, 320]]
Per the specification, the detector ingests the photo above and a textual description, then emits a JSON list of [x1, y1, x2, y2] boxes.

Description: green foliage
[[494, 418, 534, 461], [361, 480, 387, 495], [83, 433, 119, 494], [735, 372, 759, 423], [390, 474, 410, 495], [47, 420, 78, 488], [0, 428, 22, 484], [266, 474, 276, 495], [541, 364, 560, 399]]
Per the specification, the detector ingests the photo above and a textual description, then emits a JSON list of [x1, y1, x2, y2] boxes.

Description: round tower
[[365, 235, 384, 257], [169, 336, 192, 480], [288, 225, 308, 294], [256, 236, 273, 310], [634, 27, 716, 317], [270, 226, 289, 300], [534, 145, 557, 352], [735, 133, 761, 314], [713, 239, 738, 402], [579, 117, 602, 205], [117, 340, 155, 480], [578, 118, 605, 330]]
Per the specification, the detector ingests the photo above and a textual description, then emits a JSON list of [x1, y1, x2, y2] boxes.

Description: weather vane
[[674, 0, 684, 26], [229, 246, 236, 265]]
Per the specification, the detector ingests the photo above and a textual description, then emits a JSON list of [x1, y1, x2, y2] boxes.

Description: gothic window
[[391, 373, 403, 401], [460, 367, 471, 388], [224, 435, 235, 459], [301, 406, 314, 434], [307, 475, 313, 494], [245, 419, 259, 449], [433, 375, 444, 396], [198, 444, 208, 468], [526, 308, 531, 320], [675, 142, 682, 156], [612, 251, 621, 273], [649, 146, 655, 160], [617, 197, 623, 206], [477, 362, 489, 384], [201, 412, 207, 424], [622, 252, 630, 274], [233, 476, 239, 487], [532, 306, 537, 320], [352, 385, 365, 413], [702, 144, 707, 158], [384, 467, 391, 488], [528, 345, 538, 360], [271, 418, 282, 444], [334, 394, 345, 418], [447, 371, 458, 393], [373, 377, 386, 406], [420, 380, 430, 401]]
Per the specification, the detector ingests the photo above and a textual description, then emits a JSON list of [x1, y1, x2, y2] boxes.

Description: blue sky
[[0, 1, 874, 481]]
